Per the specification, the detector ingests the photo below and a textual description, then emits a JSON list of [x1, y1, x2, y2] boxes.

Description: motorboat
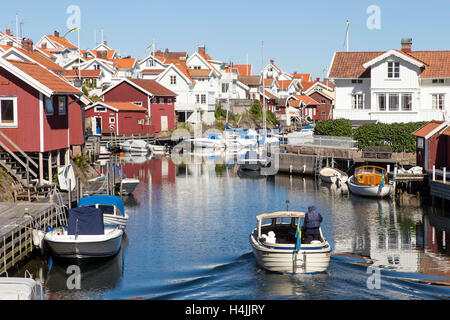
[[44, 206, 123, 259], [148, 144, 166, 155], [249, 211, 331, 274], [189, 133, 225, 150], [98, 144, 112, 159], [78, 195, 128, 229], [347, 165, 392, 198], [0, 271, 45, 300], [319, 167, 348, 184], [119, 178, 140, 195], [119, 139, 150, 153]]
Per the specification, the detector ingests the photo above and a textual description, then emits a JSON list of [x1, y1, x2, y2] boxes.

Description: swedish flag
[[146, 43, 154, 52], [295, 224, 302, 252]]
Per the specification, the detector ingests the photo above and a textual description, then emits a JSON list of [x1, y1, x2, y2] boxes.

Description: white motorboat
[[189, 136, 224, 150], [119, 139, 150, 153], [44, 206, 123, 259], [78, 195, 129, 229], [319, 167, 348, 184], [0, 271, 45, 300], [250, 211, 331, 274], [238, 150, 270, 171], [347, 165, 392, 198]]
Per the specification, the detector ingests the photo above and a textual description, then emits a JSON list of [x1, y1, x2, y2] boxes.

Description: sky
[[1, 0, 450, 79]]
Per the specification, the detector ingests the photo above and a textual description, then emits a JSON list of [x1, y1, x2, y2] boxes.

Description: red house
[[287, 95, 321, 121], [85, 102, 150, 136], [101, 78, 176, 134], [0, 57, 88, 184], [412, 121, 450, 170], [307, 91, 333, 120]]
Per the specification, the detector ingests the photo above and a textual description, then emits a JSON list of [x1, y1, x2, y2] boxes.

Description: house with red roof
[[0, 56, 88, 185], [99, 78, 176, 134], [412, 121, 450, 170], [328, 38, 450, 124], [36, 31, 79, 67]]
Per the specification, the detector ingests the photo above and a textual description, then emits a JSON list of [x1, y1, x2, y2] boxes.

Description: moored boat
[[347, 165, 392, 198], [319, 167, 348, 184], [249, 211, 331, 274], [0, 271, 45, 300], [119, 139, 150, 153], [44, 206, 123, 259]]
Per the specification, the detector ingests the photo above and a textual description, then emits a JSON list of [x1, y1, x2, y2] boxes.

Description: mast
[[261, 41, 267, 141]]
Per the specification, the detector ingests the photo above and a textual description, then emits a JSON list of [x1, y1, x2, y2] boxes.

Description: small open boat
[[44, 206, 123, 259], [78, 195, 128, 229], [347, 165, 392, 198], [319, 167, 348, 184], [249, 211, 331, 274], [0, 271, 45, 300], [238, 150, 270, 171]]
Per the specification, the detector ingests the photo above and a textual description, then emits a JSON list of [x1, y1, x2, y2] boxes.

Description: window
[[159, 97, 164, 104], [432, 94, 445, 110], [352, 79, 363, 84], [95, 106, 106, 112], [137, 119, 144, 125], [170, 76, 176, 85], [378, 94, 386, 111], [387, 61, 400, 78], [109, 117, 115, 124], [0, 97, 17, 126], [201, 94, 206, 104], [321, 100, 326, 104], [195, 94, 200, 103], [147, 59, 154, 67], [151, 97, 158, 104], [221, 83, 229, 93], [58, 96, 66, 115], [432, 79, 444, 84], [351, 94, 364, 110], [193, 66, 201, 70], [417, 137, 424, 149], [389, 94, 399, 111], [45, 98, 54, 115], [401, 94, 412, 111], [167, 98, 172, 105], [132, 101, 143, 106]]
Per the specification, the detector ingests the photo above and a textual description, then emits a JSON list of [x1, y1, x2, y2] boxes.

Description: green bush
[[314, 119, 353, 137]]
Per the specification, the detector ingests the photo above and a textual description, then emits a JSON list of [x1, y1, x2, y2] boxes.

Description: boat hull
[[44, 228, 123, 259], [319, 167, 348, 185], [249, 233, 331, 274], [347, 176, 392, 198], [120, 178, 139, 195]]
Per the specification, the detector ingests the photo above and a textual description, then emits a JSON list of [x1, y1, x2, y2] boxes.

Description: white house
[[35, 31, 80, 67], [328, 38, 450, 123]]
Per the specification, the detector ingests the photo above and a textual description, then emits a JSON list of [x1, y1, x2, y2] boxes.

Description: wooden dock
[[0, 202, 62, 273]]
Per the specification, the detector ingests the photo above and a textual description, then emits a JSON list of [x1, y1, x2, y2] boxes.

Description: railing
[[0, 131, 38, 181], [288, 134, 358, 150]]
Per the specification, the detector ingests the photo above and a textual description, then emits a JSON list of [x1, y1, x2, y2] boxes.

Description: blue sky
[[1, 0, 450, 79]]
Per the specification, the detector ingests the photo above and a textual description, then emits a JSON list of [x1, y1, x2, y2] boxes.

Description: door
[[161, 115, 168, 131], [95, 117, 102, 135]]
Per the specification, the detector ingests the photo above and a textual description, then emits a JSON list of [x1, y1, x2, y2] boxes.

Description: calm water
[[13, 155, 450, 300]]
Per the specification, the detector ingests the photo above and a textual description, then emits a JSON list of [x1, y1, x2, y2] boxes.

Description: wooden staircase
[[0, 131, 39, 188]]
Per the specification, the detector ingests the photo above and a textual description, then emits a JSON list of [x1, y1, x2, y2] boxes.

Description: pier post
[[444, 167, 447, 184], [47, 152, 52, 184], [68, 179, 72, 209], [433, 165, 436, 181], [56, 149, 61, 170], [39, 152, 44, 186]]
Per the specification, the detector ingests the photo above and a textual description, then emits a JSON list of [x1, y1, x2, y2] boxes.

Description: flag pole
[[346, 20, 349, 52]]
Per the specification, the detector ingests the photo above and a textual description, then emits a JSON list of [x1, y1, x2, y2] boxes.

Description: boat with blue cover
[[44, 206, 123, 259], [78, 195, 128, 229], [249, 211, 331, 274]]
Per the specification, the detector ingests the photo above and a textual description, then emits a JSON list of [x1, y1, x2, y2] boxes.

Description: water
[[13, 156, 450, 300]]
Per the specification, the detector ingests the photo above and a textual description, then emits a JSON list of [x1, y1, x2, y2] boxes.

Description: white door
[[161, 115, 168, 131]]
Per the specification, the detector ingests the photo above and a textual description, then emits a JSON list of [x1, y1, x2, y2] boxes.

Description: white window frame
[[132, 101, 143, 107], [109, 117, 115, 124], [94, 106, 107, 112], [201, 94, 206, 104], [432, 93, 445, 110], [58, 96, 67, 115], [351, 93, 364, 110], [387, 61, 400, 79], [159, 97, 164, 104], [417, 137, 424, 149], [167, 98, 172, 105], [0, 96, 18, 127], [170, 75, 176, 85]]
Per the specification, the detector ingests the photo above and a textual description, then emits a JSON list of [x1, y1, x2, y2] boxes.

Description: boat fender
[[32, 229, 45, 248], [45, 226, 52, 233]]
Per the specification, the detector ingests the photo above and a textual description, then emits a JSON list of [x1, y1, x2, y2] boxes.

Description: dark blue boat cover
[[67, 207, 104, 235]]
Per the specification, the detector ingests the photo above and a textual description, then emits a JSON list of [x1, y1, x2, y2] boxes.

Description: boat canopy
[[225, 122, 248, 132], [67, 207, 104, 236], [78, 195, 125, 216], [256, 211, 306, 221]]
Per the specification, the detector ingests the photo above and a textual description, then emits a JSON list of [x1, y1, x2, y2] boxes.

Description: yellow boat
[[347, 165, 392, 198]]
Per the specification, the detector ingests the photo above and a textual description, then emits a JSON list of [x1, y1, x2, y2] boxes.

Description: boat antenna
[[286, 199, 290, 211]]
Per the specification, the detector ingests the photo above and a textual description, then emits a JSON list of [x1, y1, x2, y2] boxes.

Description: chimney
[[198, 45, 205, 55], [41, 42, 47, 49], [21, 38, 33, 52], [103, 40, 108, 46], [316, 77, 320, 82], [5, 29, 11, 36], [293, 71, 297, 74], [54, 30, 60, 37], [270, 59, 274, 65], [401, 38, 412, 53], [165, 48, 169, 53]]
